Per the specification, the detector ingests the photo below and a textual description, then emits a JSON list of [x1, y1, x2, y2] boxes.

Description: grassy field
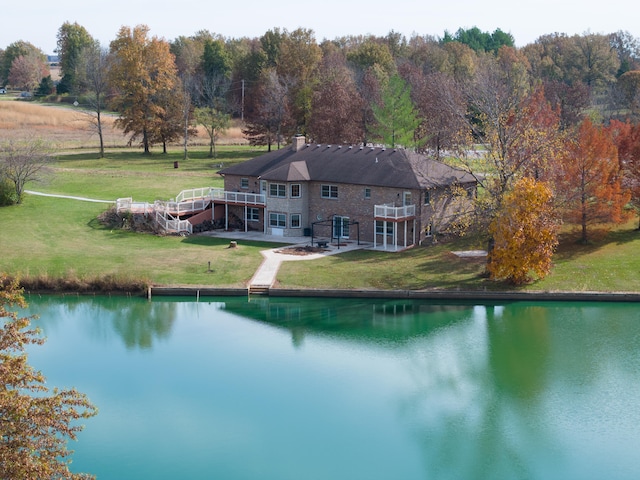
[[2, 102, 640, 293]]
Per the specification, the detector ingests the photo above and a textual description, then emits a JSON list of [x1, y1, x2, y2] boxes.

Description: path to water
[[25, 190, 114, 203]]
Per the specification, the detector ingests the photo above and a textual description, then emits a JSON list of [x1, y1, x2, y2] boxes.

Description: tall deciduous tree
[[195, 106, 230, 158], [609, 119, 640, 229], [371, 74, 421, 148], [0, 274, 98, 479], [308, 52, 363, 144], [615, 70, 640, 119], [346, 39, 396, 76], [566, 33, 620, 89], [488, 177, 559, 285], [202, 38, 231, 80], [276, 28, 322, 134], [0, 41, 44, 86], [56, 22, 94, 94], [242, 69, 293, 150], [153, 85, 194, 154], [8, 53, 49, 92], [457, 52, 561, 212], [108, 25, 179, 154], [400, 64, 467, 159], [77, 43, 110, 157], [557, 119, 631, 243]]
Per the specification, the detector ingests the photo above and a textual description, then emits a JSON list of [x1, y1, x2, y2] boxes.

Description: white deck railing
[[175, 187, 215, 203], [210, 188, 266, 205], [116, 198, 153, 214], [374, 204, 416, 219], [155, 210, 193, 234], [154, 198, 211, 215], [117, 188, 265, 234]]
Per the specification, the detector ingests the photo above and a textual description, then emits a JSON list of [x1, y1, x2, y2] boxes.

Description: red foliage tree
[[556, 119, 632, 243]]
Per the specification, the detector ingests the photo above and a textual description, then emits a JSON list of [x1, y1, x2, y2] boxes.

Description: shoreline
[[147, 287, 640, 302], [26, 285, 636, 303]]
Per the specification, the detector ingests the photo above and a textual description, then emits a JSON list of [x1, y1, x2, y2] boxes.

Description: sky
[[3, 0, 639, 55]]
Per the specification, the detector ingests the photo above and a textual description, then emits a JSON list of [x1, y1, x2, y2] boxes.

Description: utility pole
[[241, 79, 245, 121]]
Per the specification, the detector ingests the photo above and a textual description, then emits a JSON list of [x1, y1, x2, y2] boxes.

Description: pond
[[20, 295, 640, 479]]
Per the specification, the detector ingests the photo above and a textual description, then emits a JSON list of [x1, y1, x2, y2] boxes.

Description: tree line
[[1, 22, 640, 283]]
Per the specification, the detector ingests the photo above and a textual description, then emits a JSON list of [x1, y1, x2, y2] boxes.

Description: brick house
[[217, 137, 476, 250]]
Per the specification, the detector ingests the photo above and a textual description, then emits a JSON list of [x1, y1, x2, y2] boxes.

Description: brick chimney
[[292, 135, 306, 152]]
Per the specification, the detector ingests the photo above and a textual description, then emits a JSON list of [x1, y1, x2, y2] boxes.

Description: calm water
[[20, 295, 640, 480]]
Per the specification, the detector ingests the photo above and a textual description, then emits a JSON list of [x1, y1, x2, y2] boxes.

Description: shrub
[[0, 178, 17, 206]]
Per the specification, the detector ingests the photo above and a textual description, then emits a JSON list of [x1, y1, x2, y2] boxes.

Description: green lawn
[[2, 146, 640, 293], [276, 225, 640, 292]]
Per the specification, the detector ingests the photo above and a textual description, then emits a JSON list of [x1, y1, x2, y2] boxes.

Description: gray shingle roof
[[218, 144, 475, 189]]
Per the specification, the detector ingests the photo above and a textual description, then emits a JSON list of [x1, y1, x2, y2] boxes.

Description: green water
[[21, 295, 640, 479]]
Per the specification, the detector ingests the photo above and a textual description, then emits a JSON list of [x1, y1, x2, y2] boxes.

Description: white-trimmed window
[[291, 184, 301, 198], [424, 190, 431, 205], [269, 183, 286, 198], [364, 187, 371, 199], [247, 207, 260, 222], [321, 184, 338, 199], [240, 178, 249, 189], [425, 222, 433, 237], [403, 191, 412, 206], [290, 213, 301, 228], [269, 212, 286, 228], [376, 220, 394, 236]]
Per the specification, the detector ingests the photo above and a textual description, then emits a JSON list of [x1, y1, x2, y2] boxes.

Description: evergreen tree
[[371, 74, 421, 148]]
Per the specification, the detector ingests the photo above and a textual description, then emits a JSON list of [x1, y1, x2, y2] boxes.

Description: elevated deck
[[116, 187, 266, 234], [374, 204, 416, 221]]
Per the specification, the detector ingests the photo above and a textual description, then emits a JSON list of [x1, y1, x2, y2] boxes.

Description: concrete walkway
[[25, 190, 115, 203], [248, 241, 371, 291]]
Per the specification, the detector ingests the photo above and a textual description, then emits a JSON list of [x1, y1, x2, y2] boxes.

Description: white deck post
[[394, 222, 398, 251], [413, 219, 416, 246], [383, 220, 388, 250], [404, 221, 408, 249]]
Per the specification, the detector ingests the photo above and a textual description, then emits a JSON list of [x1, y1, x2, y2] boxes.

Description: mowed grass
[[0, 193, 281, 288], [46, 147, 259, 201], [275, 224, 640, 292]]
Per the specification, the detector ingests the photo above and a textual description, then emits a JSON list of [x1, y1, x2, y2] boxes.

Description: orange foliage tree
[[608, 119, 640, 230], [488, 177, 559, 285], [556, 119, 631, 243], [0, 275, 97, 479], [108, 25, 179, 154]]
